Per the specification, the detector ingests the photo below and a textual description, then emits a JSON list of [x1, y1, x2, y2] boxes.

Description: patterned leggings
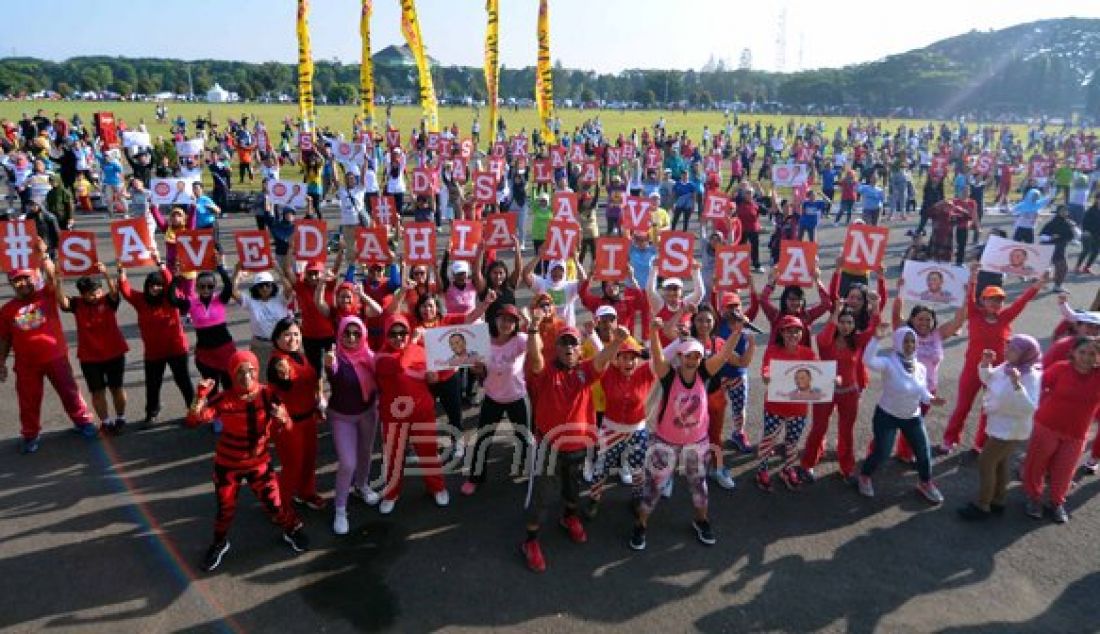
[[591, 425, 648, 499], [212, 460, 300, 543], [726, 379, 748, 433], [757, 412, 808, 474], [640, 439, 710, 515]]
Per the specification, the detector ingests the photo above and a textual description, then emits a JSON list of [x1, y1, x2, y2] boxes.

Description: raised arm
[[704, 325, 744, 375], [938, 304, 967, 339], [591, 324, 627, 373], [648, 317, 671, 378], [684, 261, 705, 306], [464, 289, 497, 323], [525, 308, 547, 375]]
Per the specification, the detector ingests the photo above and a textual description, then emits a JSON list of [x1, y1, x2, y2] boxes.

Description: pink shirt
[[445, 284, 478, 317], [187, 292, 229, 329], [915, 329, 944, 393], [654, 369, 710, 446], [483, 334, 527, 404]]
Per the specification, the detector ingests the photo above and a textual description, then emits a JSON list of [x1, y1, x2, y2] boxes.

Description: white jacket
[[979, 363, 1041, 441]]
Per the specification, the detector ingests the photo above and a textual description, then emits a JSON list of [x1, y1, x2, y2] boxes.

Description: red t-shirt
[[964, 285, 1038, 363], [1041, 336, 1077, 369], [268, 349, 319, 419], [601, 363, 656, 425], [529, 359, 604, 451], [1033, 361, 1100, 439], [578, 281, 648, 337], [294, 277, 336, 339], [0, 286, 68, 365], [375, 344, 436, 424], [761, 343, 818, 417], [816, 318, 876, 391], [64, 295, 130, 363], [120, 275, 189, 360]]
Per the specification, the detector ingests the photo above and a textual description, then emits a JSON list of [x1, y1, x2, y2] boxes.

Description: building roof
[[373, 44, 438, 67]]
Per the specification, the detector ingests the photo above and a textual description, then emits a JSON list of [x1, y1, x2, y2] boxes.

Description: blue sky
[[7, 0, 1100, 73]]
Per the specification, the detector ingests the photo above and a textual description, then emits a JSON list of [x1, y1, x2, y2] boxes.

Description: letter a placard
[[776, 241, 817, 287]]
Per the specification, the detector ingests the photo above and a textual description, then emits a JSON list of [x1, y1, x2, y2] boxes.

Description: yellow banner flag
[[399, 0, 439, 133], [296, 0, 315, 128], [360, 0, 375, 127], [484, 0, 499, 148], [536, 0, 555, 144]]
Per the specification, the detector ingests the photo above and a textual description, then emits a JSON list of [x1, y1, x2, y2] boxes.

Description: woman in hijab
[[267, 317, 325, 512], [858, 326, 947, 505], [324, 316, 380, 534], [958, 335, 1042, 520]]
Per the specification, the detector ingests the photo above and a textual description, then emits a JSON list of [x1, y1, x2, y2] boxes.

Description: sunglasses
[[343, 329, 363, 339], [388, 330, 410, 339], [198, 284, 216, 290]]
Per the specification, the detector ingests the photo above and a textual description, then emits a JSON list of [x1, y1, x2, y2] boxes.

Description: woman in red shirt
[[374, 314, 448, 514], [119, 260, 193, 428], [267, 317, 325, 511], [1021, 338, 1100, 523], [757, 315, 819, 491], [57, 262, 130, 434], [800, 303, 878, 481], [939, 265, 1046, 453]]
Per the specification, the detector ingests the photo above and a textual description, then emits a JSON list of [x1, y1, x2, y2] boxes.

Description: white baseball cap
[[250, 271, 275, 287], [451, 260, 471, 276], [594, 305, 618, 320], [677, 338, 705, 357], [661, 278, 684, 289]]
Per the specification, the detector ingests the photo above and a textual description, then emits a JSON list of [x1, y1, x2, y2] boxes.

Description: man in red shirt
[[521, 312, 626, 573], [58, 263, 130, 434], [578, 277, 648, 338], [0, 257, 96, 453]]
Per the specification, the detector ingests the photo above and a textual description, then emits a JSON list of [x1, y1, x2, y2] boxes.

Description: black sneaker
[[692, 519, 716, 546], [203, 540, 230, 572], [629, 524, 647, 551], [283, 527, 309, 553], [956, 503, 991, 521]]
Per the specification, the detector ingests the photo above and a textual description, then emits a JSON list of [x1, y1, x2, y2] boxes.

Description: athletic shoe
[[629, 524, 647, 551], [333, 508, 349, 535], [203, 540, 230, 572], [778, 466, 801, 491], [294, 494, 328, 511], [1082, 458, 1098, 475], [754, 470, 773, 493], [729, 431, 754, 453], [112, 417, 127, 435], [582, 498, 600, 521], [139, 414, 158, 430], [283, 527, 309, 553], [559, 515, 587, 544], [619, 470, 634, 486], [933, 443, 955, 456], [1052, 285, 1065, 294], [714, 467, 737, 491], [19, 436, 40, 454], [661, 477, 674, 499], [379, 499, 396, 515], [1051, 504, 1070, 524], [957, 503, 991, 521], [452, 438, 466, 462], [857, 475, 875, 498], [1025, 499, 1043, 519], [521, 540, 546, 573], [460, 481, 478, 496], [692, 519, 717, 546], [75, 422, 99, 439], [433, 489, 450, 507], [799, 467, 816, 484], [353, 486, 381, 506], [917, 481, 944, 505]]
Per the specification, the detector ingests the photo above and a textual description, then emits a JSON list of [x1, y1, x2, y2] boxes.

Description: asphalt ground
[[1, 206, 1098, 633]]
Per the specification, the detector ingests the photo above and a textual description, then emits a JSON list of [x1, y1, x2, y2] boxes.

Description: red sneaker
[[559, 514, 588, 544], [520, 540, 546, 573]]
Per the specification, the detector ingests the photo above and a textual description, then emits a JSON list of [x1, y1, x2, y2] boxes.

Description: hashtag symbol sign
[[3, 221, 36, 271]]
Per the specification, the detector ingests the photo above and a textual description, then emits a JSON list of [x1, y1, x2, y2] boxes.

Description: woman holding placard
[[857, 326, 946, 504], [756, 315, 819, 492]]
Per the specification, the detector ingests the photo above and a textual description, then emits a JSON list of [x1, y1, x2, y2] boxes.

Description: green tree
[[327, 83, 356, 104]]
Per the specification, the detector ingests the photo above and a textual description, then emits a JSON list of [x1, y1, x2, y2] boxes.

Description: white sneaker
[[434, 489, 450, 507], [619, 470, 634, 486], [714, 467, 737, 490], [453, 438, 466, 461], [357, 486, 381, 506], [379, 499, 396, 514], [858, 475, 875, 498], [333, 508, 349, 535], [917, 481, 944, 505]]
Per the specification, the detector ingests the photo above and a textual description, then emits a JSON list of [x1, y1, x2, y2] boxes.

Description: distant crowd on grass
[[1, 107, 1100, 574]]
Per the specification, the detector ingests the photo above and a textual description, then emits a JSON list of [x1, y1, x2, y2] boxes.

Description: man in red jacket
[[0, 252, 96, 454]]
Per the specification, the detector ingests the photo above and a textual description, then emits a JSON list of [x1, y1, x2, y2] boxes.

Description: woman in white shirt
[[958, 335, 1042, 520], [240, 271, 294, 375], [337, 171, 367, 249], [858, 326, 947, 504]]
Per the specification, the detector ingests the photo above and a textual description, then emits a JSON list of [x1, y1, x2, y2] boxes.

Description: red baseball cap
[[6, 268, 35, 281], [980, 286, 1006, 299], [556, 326, 582, 343], [777, 315, 804, 331], [719, 292, 742, 307], [305, 262, 327, 273]]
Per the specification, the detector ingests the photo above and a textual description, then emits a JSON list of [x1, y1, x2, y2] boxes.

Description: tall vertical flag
[[535, 0, 556, 144], [360, 0, 375, 127], [484, 0, 500, 148], [296, 0, 316, 128], [399, 0, 439, 132]]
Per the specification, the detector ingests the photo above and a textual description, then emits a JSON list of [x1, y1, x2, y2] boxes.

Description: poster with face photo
[[425, 322, 491, 372], [901, 261, 969, 308], [979, 235, 1053, 278], [766, 360, 837, 403]]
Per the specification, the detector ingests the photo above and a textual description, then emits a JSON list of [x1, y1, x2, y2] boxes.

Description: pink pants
[[15, 356, 94, 439], [802, 390, 860, 477], [1022, 424, 1087, 507], [942, 364, 988, 449]]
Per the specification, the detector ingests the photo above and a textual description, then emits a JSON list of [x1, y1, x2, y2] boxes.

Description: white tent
[[206, 83, 230, 103]]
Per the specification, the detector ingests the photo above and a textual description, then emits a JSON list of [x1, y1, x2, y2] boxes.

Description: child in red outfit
[[186, 350, 307, 572], [0, 257, 96, 453], [939, 265, 1046, 453]]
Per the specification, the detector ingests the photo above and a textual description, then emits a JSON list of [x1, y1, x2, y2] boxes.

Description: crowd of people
[[1, 107, 1100, 575]]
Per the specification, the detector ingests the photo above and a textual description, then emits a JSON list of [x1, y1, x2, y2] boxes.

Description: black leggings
[[144, 354, 195, 418], [672, 206, 692, 232], [429, 373, 464, 432], [1076, 233, 1100, 270], [954, 227, 969, 266], [469, 396, 530, 484], [740, 231, 760, 268]]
